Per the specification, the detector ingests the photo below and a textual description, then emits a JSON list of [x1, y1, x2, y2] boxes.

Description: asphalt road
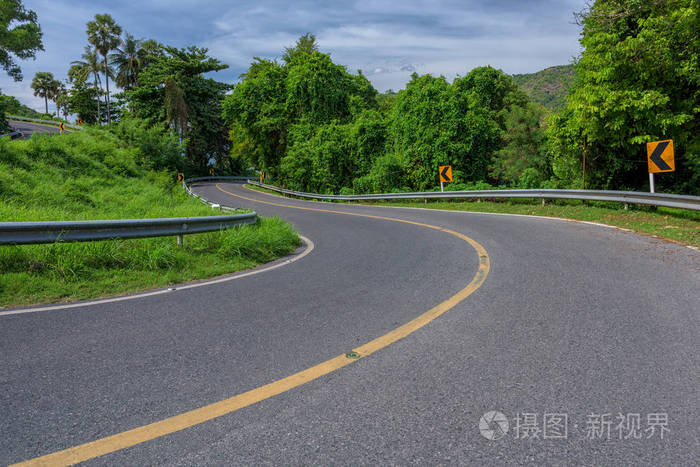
[[1, 182, 698, 465], [8, 120, 64, 138]]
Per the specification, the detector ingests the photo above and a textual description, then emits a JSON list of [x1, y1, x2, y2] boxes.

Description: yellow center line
[[14, 183, 489, 467]]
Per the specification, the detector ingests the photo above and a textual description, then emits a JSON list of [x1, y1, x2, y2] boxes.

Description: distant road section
[[8, 120, 65, 139]]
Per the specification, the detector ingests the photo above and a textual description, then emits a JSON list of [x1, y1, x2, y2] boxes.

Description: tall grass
[[0, 129, 300, 307]]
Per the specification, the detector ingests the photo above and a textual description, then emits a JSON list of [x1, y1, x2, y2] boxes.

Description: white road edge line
[[0, 235, 314, 317]]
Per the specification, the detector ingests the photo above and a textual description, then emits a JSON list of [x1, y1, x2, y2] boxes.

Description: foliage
[[70, 45, 106, 124], [388, 67, 521, 190], [0, 131, 298, 306], [281, 121, 356, 192], [0, 0, 43, 81], [223, 58, 288, 177], [0, 93, 41, 117], [0, 99, 8, 133], [86, 13, 122, 123], [110, 32, 143, 90], [282, 33, 318, 63], [66, 78, 100, 123], [490, 102, 552, 187], [125, 46, 231, 173], [107, 117, 183, 171], [551, 0, 699, 194], [30, 71, 58, 114], [512, 65, 575, 110]]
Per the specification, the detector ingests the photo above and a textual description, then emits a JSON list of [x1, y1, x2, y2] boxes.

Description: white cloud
[[3, 0, 585, 107]]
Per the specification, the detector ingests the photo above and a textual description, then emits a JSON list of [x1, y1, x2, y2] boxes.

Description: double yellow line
[[15, 184, 489, 466]]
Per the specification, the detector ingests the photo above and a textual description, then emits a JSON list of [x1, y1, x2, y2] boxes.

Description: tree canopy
[[552, 0, 699, 193], [125, 46, 231, 171], [0, 0, 43, 81]]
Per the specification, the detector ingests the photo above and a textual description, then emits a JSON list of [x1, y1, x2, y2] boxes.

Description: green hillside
[[0, 124, 299, 306], [512, 65, 574, 110], [0, 94, 42, 118]]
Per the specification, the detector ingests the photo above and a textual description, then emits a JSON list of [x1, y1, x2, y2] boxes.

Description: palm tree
[[70, 46, 105, 124], [86, 14, 122, 123], [51, 81, 67, 117], [110, 33, 142, 90], [138, 39, 162, 69], [31, 71, 55, 114]]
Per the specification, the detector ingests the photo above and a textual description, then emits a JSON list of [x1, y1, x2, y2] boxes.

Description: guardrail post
[[542, 198, 546, 206], [176, 234, 183, 246]]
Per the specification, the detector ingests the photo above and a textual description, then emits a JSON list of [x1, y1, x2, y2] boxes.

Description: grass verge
[[0, 217, 299, 307], [0, 218, 300, 307], [246, 184, 700, 248], [0, 131, 300, 307]]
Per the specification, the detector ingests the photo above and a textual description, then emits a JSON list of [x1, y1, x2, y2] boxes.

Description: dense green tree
[[282, 33, 318, 63], [53, 81, 68, 117], [490, 102, 551, 187], [552, 0, 699, 193], [223, 59, 287, 177], [224, 38, 534, 193], [0, 0, 43, 81], [281, 121, 356, 192], [125, 46, 231, 171], [30, 71, 55, 114], [388, 71, 506, 190], [285, 51, 357, 125], [0, 96, 8, 132], [70, 46, 105, 124], [351, 109, 387, 175], [224, 41, 380, 183], [452, 66, 527, 130], [110, 33, 143, 90], [138, 39, 162, 68], [66, 77, 100, 124], [87, 13, 122, 123]]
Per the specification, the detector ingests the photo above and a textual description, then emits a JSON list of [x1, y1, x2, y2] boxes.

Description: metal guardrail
[[0, 177, 257, 246], [6, 114, 81, 131], [0, 131, 22, 139], [0, 214, 257, 246], [249, 182, 700, 211]]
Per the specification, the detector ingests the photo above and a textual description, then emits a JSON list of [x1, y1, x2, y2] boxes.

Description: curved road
[[8, 120, 64, 138], [1, 182, 698, 465]]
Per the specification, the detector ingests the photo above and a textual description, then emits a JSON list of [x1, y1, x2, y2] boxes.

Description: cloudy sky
[[2, 0, 585, 113]]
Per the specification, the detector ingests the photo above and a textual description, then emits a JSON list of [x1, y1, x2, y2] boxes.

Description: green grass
[[0, 217, 299, 307], [246, 184, 700, 247], [0, 131, 300, 307]]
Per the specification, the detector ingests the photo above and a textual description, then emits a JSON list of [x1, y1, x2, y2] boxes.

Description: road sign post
[[439, 165, 452, 192], [646, 140, 674, 193]]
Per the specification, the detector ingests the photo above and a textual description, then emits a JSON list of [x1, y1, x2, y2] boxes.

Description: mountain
[[512, 64, 574, 111]]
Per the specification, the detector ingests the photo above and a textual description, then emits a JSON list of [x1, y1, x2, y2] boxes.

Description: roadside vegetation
[[0, 127, 299, 307]]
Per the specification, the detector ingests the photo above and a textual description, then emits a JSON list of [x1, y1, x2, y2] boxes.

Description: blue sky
[[2, 0, 585, 113]]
